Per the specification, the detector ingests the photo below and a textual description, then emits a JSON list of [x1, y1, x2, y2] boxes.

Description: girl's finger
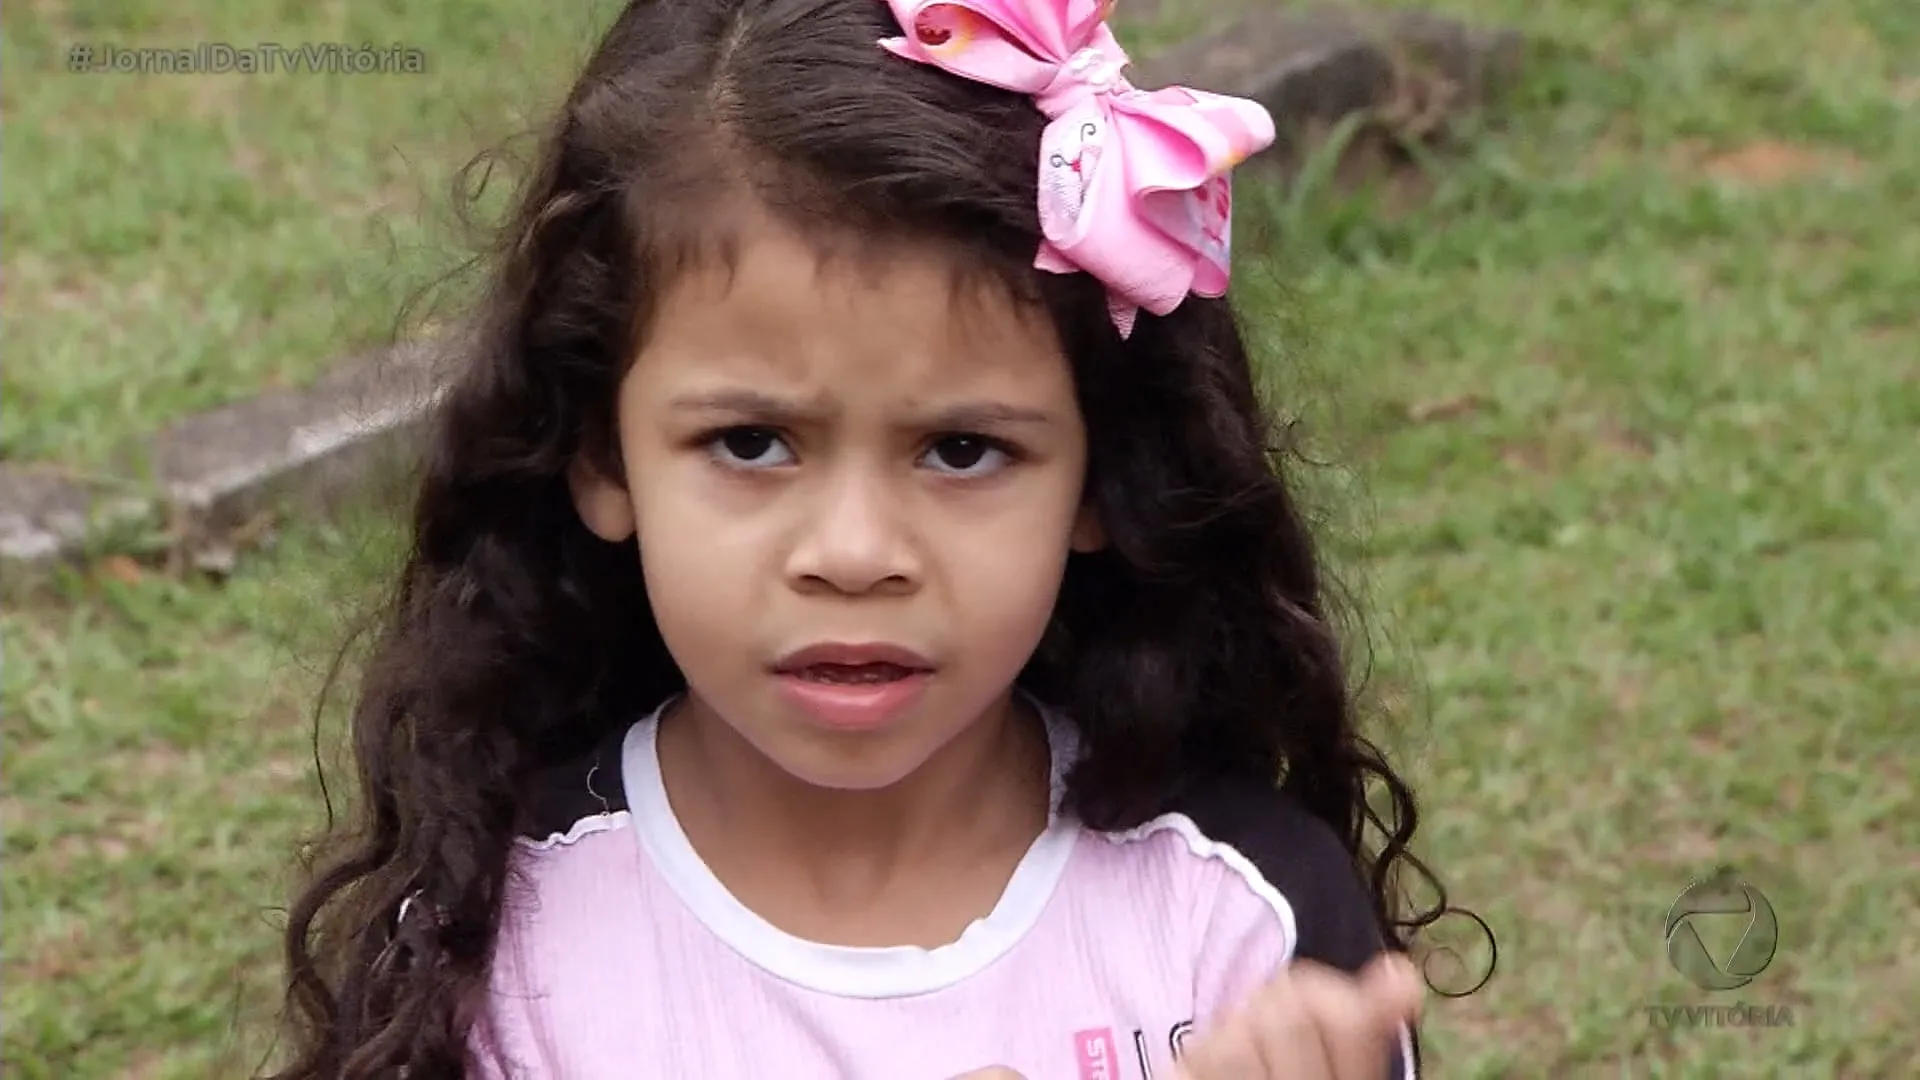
[[1252, 969, 1337, 1079], [1172, 997, 1270, 1079], [1356, 952, 1426, 1027], [1292, 963, 1393, 1080], [1177, 966, 1332, 1080], [1299, 955, 1424, 1080], [1171, 1032, 1273, 1080]]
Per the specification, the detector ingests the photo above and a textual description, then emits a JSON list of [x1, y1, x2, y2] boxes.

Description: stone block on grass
[[1128, 5, 1525, 178]]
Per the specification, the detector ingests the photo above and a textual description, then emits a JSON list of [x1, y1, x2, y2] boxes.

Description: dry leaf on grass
[[1690, 139, 1863, 187], [1408, 393, 1487, 423], [96, 554, 145, 586]]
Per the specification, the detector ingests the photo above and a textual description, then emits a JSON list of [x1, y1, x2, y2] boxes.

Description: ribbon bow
[[880, 0, 1276, 338]]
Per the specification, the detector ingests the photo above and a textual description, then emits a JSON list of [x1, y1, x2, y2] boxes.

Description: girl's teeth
[[802, 664, 907, 684]]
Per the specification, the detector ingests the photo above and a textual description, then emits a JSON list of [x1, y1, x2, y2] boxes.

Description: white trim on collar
[[622, 695, 1083, 999]]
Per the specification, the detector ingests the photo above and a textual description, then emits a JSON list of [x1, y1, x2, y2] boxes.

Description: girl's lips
[[789, 662, 918, 683], [774, 669, 931, 732], [771, 641, 935, 674], [770, 642, 936, 731]]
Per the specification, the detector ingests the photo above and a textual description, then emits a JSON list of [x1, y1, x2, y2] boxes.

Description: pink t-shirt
[[470, 700, 1417, 1079]]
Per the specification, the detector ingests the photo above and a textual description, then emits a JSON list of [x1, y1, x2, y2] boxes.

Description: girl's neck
[[654, 691, 1054, 947]]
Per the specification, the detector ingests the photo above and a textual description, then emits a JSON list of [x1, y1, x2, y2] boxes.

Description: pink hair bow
[[880, 0, 1276, 338]]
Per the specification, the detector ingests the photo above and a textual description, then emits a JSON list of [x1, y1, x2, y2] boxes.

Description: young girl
[[272, 0, 1464, 1076]]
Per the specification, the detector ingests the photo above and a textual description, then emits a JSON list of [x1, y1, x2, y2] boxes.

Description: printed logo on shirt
[[1073, 1028, 1120, 1080], [1075, 1020, 1195, 1079]]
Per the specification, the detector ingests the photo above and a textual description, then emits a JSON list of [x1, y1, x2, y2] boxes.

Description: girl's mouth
[[772, 651, 936, 732], [771, 642, 936, 682], [792, 663, 917, 685]]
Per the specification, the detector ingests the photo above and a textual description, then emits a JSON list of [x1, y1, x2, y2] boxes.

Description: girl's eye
[[707, 427, 795, 469], [921, 434, 1012, 477]]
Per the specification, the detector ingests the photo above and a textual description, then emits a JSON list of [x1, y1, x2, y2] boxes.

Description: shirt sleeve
[[468, 980, 544, 1079], [1176, 787, 1420, 1080], [1191, 848, 1295, 1026], [467, 902, 563, 1080]]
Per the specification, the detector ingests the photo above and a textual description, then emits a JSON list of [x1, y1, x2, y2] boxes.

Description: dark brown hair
[[270, 1, 1465, 1075]]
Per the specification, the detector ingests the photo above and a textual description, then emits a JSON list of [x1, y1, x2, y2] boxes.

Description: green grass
[[0, 0, 621, 469], [5, 0, 1918, 1076], [1, 521, 393, 1078]]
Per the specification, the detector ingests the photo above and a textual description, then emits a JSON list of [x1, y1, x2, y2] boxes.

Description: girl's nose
[[783, 470, 920, 596]]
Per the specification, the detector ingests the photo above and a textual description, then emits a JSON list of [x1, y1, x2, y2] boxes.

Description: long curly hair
[[269, 0, 1467, 1075]]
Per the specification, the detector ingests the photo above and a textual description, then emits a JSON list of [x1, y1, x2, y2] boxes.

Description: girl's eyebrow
[[920, 402, 1056, 430], [668, 389, 830, 422], [667, 390, 1055, 430]]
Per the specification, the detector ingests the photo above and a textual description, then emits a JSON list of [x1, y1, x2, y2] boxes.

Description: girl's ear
[[1069, 501, 1105, 553], [568, 455, 637, 543]]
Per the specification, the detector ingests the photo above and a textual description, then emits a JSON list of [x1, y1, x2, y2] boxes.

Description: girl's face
[[571, 209, 1102, 791]]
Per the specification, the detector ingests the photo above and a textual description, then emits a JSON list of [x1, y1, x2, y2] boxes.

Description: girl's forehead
[[653, 217, 1026, 331], [633, 217, 1071, 400]]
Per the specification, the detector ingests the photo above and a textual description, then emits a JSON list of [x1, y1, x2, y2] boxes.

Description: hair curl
[[269, 1, 1471, 1075]]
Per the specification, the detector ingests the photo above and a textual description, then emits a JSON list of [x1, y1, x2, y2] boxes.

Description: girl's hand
[[1172, 954, 1424, 1080]]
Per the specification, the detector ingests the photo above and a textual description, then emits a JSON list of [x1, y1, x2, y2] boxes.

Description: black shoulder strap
[[518, 721, 633, 842], [1167, 780, 1420, 1079]]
